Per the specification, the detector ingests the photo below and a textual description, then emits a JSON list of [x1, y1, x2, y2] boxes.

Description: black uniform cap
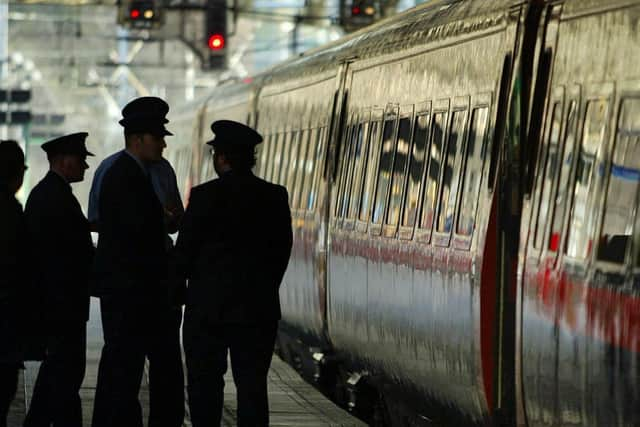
[[41, 132, 94, 157], [119, 96, 173, 136], [0, 140, 26, 183], [206, 120, 263, 148]]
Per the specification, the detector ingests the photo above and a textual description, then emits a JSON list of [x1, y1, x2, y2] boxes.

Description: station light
[[208, 34, 225, 50]]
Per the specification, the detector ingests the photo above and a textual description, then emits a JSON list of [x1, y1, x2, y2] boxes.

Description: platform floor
[[8, 299, 366, 427]]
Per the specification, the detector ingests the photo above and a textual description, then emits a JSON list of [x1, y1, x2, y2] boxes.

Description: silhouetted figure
[[23, 133, 95, 427], [0, 141, 27, 427], [175, 120, 293, 427], [91, 97, 184, 427]]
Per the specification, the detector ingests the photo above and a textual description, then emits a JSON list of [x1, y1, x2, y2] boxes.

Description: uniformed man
[[91, 97, 184, 427], [23, 133, 95, 427], [87, 140, 186, 305], [174, 120, 293, 427], [0, 141, 27, 427]]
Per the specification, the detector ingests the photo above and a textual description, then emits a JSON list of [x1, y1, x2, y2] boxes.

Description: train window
[[279, 132, 294, 186], [421, 112, 447, 231], [548, 101, 578, 251], [258, 134, 270, 178], [341, 124, 363, 220], [200, 145, 213, 183], [292, 130, 310, 209], [359, 120, 381, 222], [457, 107, 489, 236], [565, 99, 609, 259], [307, 127, 327, 210], [287, 132, 302, 203], [348, 121, 371, 220], [269, 133, 282, 183], [386, 116, 412, 227], [301, 128, 319, 211], [335, 125, 355, 218], [436, 109, 467, 233], [402, 114, 430, 228], [533, 103, 563, 249], [371, 118, 397, 225], [597, 98, 640, 264]]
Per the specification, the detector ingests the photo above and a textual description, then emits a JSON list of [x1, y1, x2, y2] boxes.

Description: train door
[[513, 2, 563, 426], [322, 61, 353, 342]]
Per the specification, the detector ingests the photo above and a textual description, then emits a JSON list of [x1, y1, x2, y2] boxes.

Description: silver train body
[[167, 0, 640, 425]]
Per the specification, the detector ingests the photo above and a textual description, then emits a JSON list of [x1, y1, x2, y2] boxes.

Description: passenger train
[[168, 0, 640, 425]]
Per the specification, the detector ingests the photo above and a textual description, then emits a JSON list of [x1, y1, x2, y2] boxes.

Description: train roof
[[256, 0, 526, 84]]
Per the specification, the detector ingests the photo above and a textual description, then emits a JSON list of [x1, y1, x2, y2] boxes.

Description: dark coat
[[0, 190, 26, 364], [174, 170, 293, 323], [24, 171, 94, 328], [93, 152, 167, 296]]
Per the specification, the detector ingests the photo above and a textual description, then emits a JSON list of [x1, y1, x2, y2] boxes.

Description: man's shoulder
[[259, 178, 287, 199], [96, 150, 123, 170], [103, 152, 138, 181], [27, 173, 57, 202], [191, 179, 220, 197], [153, 157, 176, 174], [25, 174, 70, 216]]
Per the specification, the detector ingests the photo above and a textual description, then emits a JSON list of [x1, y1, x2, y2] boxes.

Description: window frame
[[307, 126, 328, 212], [544, 85, 582, 265], [340, 115, 362, 229], [268, 132, 282, 183], [415, 98, 450, 245], [595, 82, 640, 273], [432, 96, 469, 247], [287, 131, 302, 203], [356, 109, 382, 234], [292, 128, 311, 211], [383, 104, 415, 238], [528, 86, 566, 257], [562, 82, 614, 271], [332, 117, 356, 232], [399, 101, 432, 241], [369, 104, 400, 237], [452, 92, 492, 251], [348, 110, 372, 232], [279, 131, 294, 186]]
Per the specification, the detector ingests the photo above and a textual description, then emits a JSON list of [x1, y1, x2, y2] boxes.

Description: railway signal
[[117, 0, 165, 29], [344, 0, 377, 31], [205, 2, 227, 70]]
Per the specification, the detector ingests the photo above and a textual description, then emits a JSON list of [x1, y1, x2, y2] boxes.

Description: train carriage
[[518, 1, 640, 426], [176, 0, 640, 425]]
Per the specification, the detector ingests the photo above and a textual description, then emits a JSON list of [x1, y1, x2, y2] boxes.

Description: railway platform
[[7, 299, 366, 427]]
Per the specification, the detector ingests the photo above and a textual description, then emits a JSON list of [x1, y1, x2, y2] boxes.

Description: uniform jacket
[[0, 190, 26, 363], [24, 171, 94, 327], [174, 170, 293, 323], [93, 152, 167, 296]]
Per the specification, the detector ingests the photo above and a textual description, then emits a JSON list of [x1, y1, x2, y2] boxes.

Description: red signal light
[[130, 8, 141, 19], [208, 34, 225, 50], [351, 6, 361, 15]]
